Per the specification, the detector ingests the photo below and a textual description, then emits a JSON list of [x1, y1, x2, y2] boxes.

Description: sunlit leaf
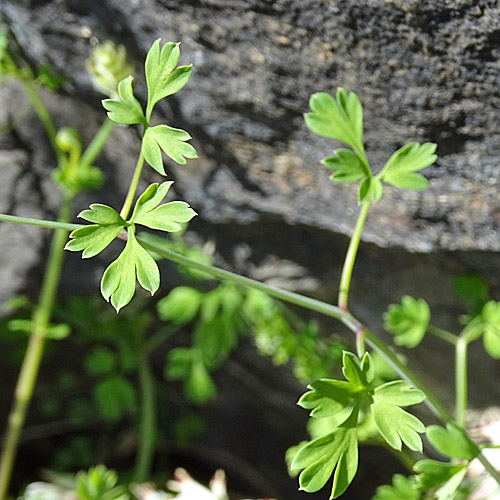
[[142, 125, 197, 175], [323, 149, 368, 183], [380, 142, 437, 191], [414, 460, 467, 500], [145, 39, 192, 120], [426, 423, 478, 461], [102, 75, 145, 125], [371, 380, 426, 451], [100, 226, 160, 312], [305, 89, 364, 154], [372, 474, 419, 500], [130, 181, 197, 232], [292, 409, 359, 498], [65, 204, 126, 258]]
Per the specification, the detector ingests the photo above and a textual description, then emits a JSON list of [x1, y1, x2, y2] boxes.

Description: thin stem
[[120, 153, 145, 220], [143, 324, 182, 355], [356, 326, 366, 358], [338, 201, 371, 311], [427, 324, 458, 346], [455, 337, 468, 428], [20, 81, 64, 167], [0, 197, 73, 500], [79, 119, 116, 169], [0, 213, 79, 232], [134, 352, 156, 482]]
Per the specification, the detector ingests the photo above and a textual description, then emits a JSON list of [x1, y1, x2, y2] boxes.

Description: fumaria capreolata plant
[[1, 35, 500, 500]]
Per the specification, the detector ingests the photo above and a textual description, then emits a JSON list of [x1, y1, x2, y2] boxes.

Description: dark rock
[[2, 0, 500, 254]]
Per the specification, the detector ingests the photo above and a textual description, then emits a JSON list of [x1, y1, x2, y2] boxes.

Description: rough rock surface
[[1, 1, 500, 498], [3, 0, 500, 254]]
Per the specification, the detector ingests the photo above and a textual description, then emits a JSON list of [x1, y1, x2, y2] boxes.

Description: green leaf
[[102, 75, 146, 125], [165, 347, 193, 380], [323, 149, 368, 183], [65, 204, 126, 258], [194, 315, 240, 367], [384, 296, 430, 348], [76, 464, 129, 500], [382, 172, 429, 190], [372, 474, 420, 500], [358, 176, 382, 203], [46, 323, 71, 340], [434, 467, 468, 500], [165, 347, 216, 404], [305, 89, 364, 154], [145, 39, 192, 120], [481, 301, 500, 358], [142, 125, 197, 175], [94, 376, 136, 422], [84, 346, 116, 376], [157, 286, 202, 324], [298, 379, 359, 419], [342, 351, 374, 388], [452, 274, 489, 316], [426, 423, 478, 460], [7, 319, 70, 340], [186, 352, 217, 404], [380, 142, 437, 190], [291, 409, 359, 498], [100, 226, 160, 312], [298, 351, 372, 419], [371, 380, 426, 451], [414, 460, 467, 500], [130, 181, 197, 231]]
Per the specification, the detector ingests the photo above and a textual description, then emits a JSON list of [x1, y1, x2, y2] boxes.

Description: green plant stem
[[356, 326, 366, 357], [0, 198, 72, 500], [2, 214, 500, 487], [0, 213, 79, 231], [79, 118, 116, 169], [427, 324, 458, 346], [20, 81, 64, 167], [455, 336, 468, 428], [120, 152, 145, 220], [134, 352, 157, 482], [143, 324, 182, 355], [338, 201, 370, 311]]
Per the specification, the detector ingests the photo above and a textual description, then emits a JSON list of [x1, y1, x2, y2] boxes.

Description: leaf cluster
[[160, 283, 246, 404], [102, 39, 197, 176], [291, 352, 425, 498], [373, 423, 480, 500], [76, 465, 129, 500], [66, 182, 196, 311], [244, 289, 347, 383], [305, 89, 437, 203], [158, 282, 347, 405]]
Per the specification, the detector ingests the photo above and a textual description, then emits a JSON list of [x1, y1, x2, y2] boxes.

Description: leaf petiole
[[338, 200, 371, 311], [120, 150, 146, 220]]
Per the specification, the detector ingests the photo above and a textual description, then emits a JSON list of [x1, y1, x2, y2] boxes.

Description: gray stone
[[3, 0, 500, 254]]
